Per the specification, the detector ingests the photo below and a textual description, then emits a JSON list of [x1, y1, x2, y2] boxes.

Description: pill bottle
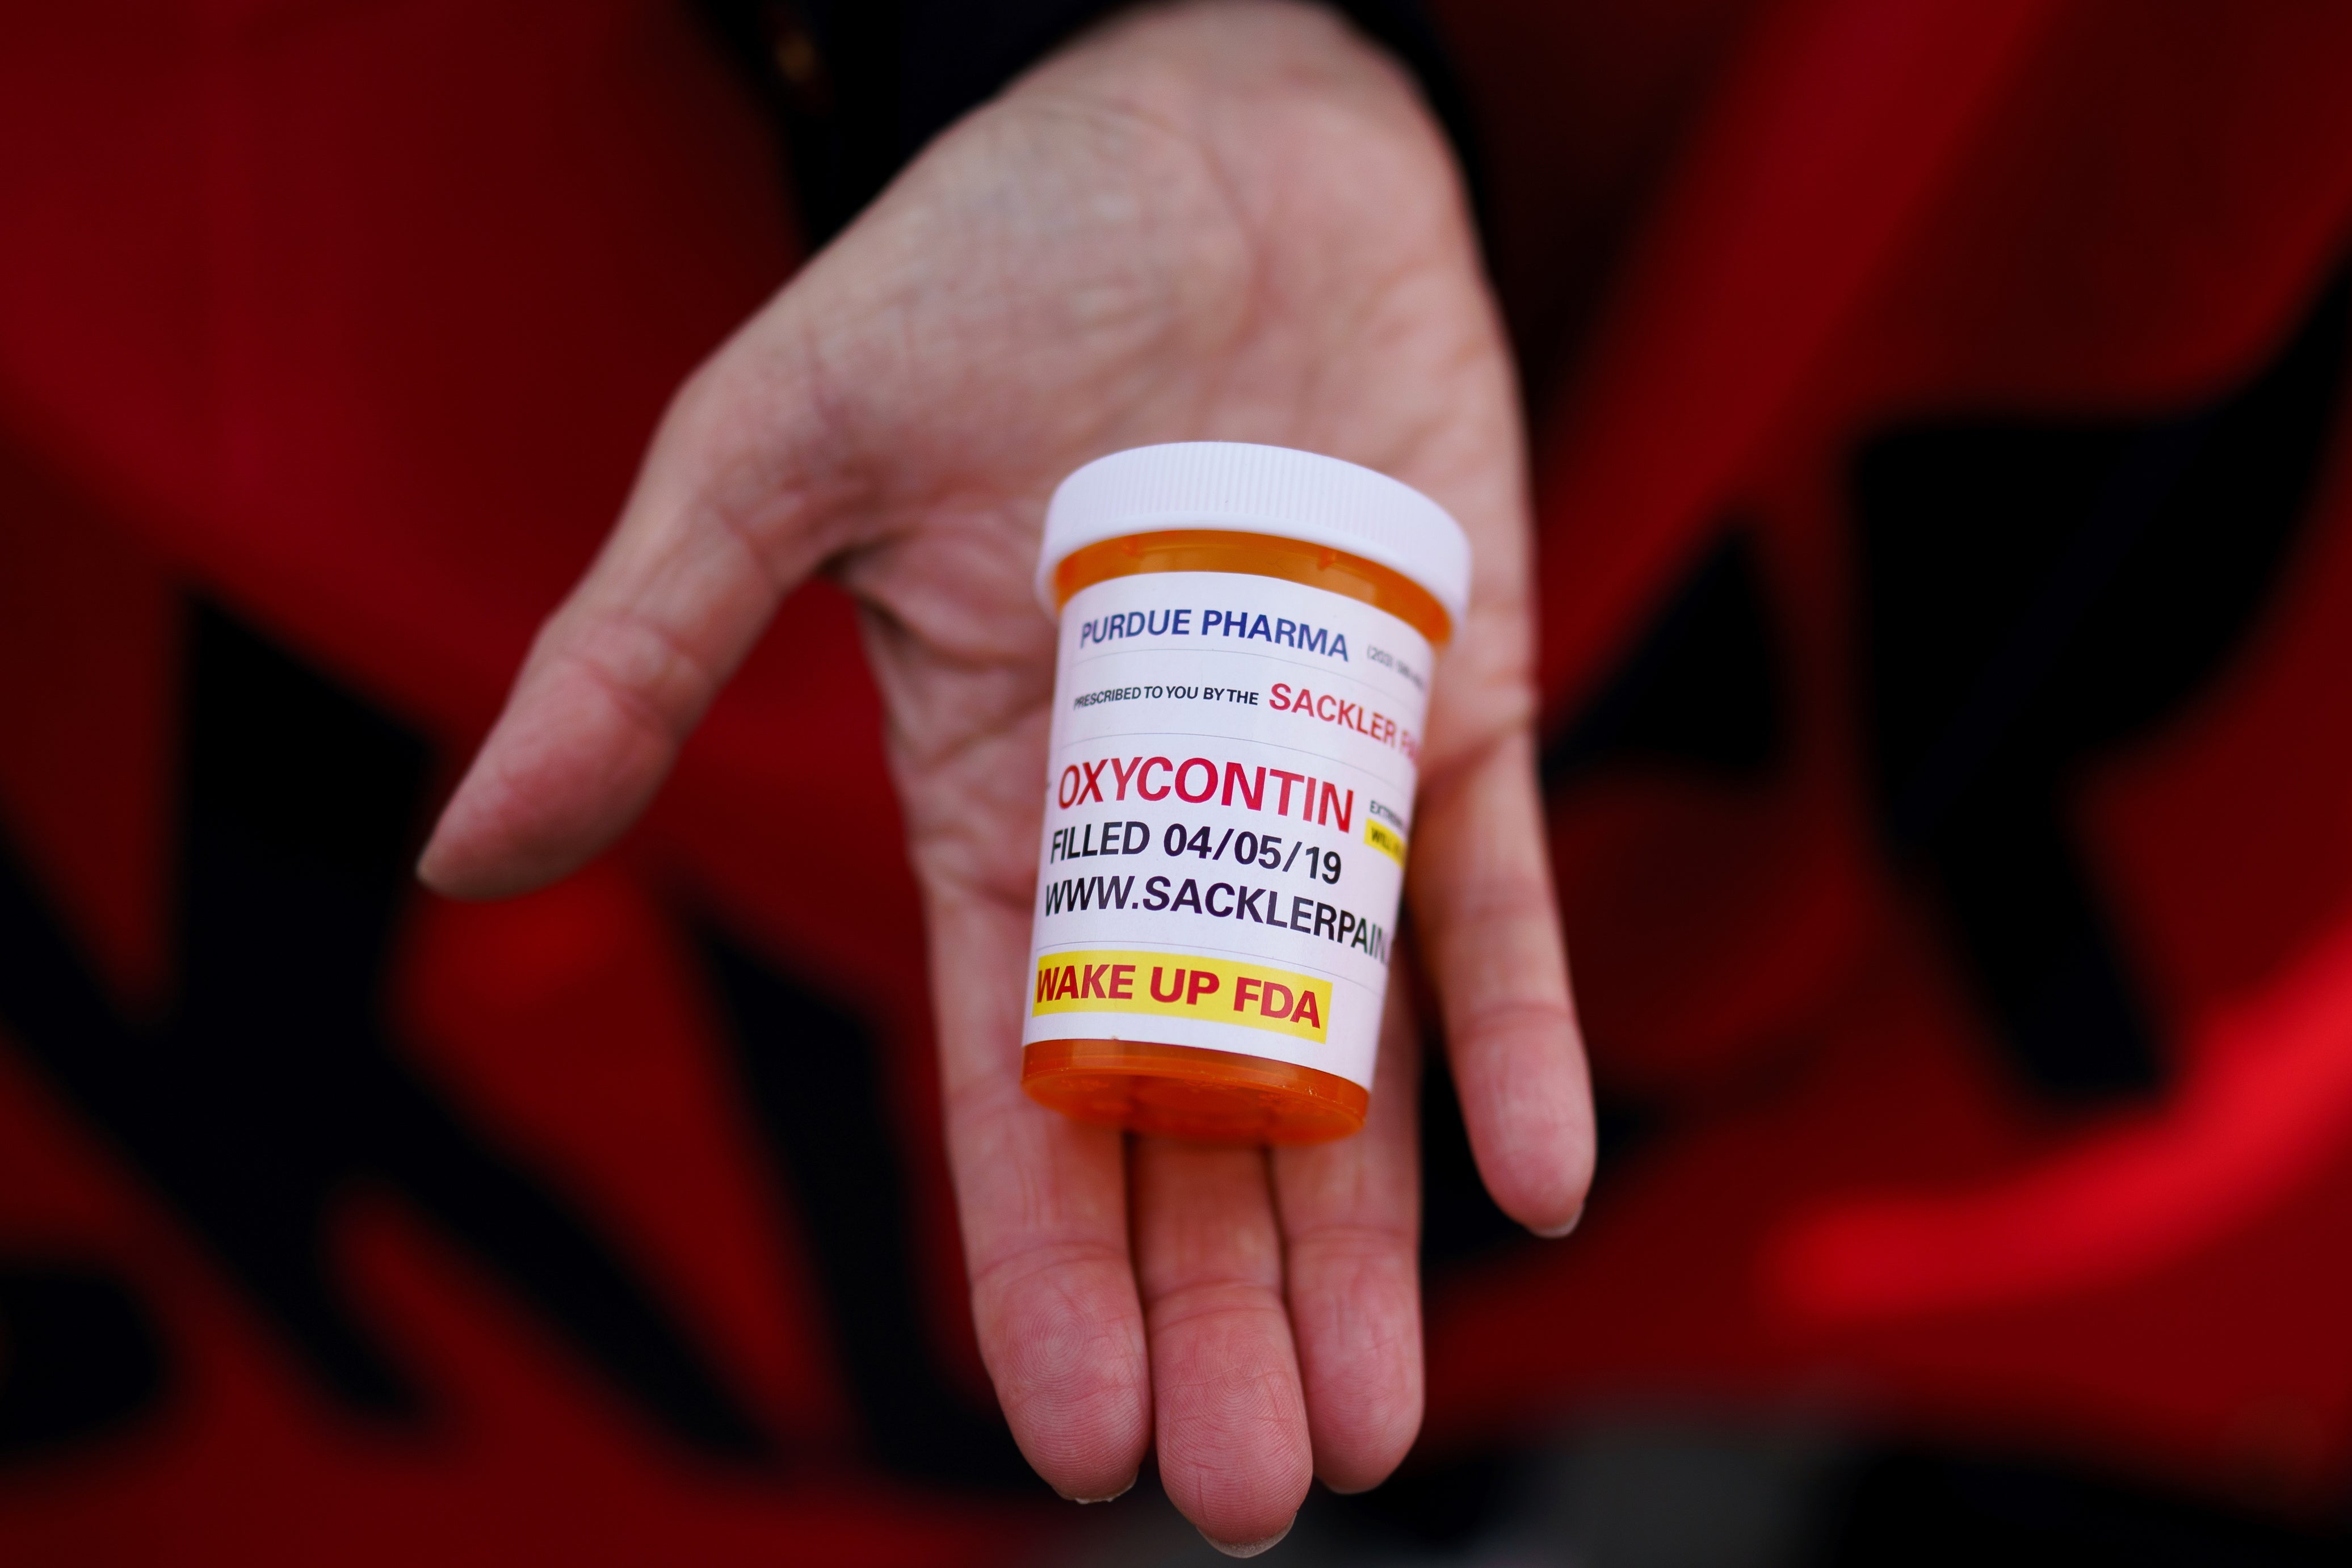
[[1022, 442, 1469, 1144]]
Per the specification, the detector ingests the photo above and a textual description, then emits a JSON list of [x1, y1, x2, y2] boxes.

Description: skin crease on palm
[[415, 0, 1594, 1554]]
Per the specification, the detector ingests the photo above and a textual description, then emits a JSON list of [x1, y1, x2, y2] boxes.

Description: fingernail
[[1067, 1474, 1137, 1504], [1202, 1522, 1292, 1558], [1528, 1205, 1584, 1239]]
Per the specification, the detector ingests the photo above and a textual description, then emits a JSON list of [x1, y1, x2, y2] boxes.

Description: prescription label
[[1022, 570, 1431, 1089]]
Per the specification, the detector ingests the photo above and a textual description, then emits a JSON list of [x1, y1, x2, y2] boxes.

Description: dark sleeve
[[694, 0, 1479, 249]]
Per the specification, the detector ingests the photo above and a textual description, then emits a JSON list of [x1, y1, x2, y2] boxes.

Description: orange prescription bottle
[[1022, 442, 1469, 1144]]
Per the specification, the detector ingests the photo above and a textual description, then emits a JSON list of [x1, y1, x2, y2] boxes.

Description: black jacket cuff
[[698, 0, 1479, 247]]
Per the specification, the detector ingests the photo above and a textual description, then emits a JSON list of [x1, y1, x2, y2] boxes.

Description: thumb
[[419, 310, 865, 898]]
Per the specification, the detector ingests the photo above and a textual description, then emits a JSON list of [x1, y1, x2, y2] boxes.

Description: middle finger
[[1132, 1136, 1312, 1552], [1271, 982, 1423, 1495]]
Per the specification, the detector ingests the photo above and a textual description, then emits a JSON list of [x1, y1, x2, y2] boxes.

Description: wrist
[[1057, 2, 1427, 119], [1014, 0, 1467, 233]]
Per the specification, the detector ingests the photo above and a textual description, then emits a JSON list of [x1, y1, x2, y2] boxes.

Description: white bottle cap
[[1036, 442, 1472, 627]]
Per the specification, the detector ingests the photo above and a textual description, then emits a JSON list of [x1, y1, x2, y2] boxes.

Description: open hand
[[418, 1, 1591, 1550]]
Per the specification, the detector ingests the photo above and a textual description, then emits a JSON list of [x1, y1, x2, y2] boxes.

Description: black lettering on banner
[[705, 930, 1031, 1486], [0, 1265, 165, 1461], [1539, 263, 2351, 1108], [0, 604, 1034, 1489], [1855, 266, 2350, 1099], [0, 606, 767, 1460]]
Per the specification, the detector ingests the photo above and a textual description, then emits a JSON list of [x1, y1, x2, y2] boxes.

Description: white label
[[1023, 570, 1433, 1090]]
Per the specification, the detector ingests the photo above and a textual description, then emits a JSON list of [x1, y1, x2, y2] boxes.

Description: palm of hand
[[421, 3, 1589, 1551]]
